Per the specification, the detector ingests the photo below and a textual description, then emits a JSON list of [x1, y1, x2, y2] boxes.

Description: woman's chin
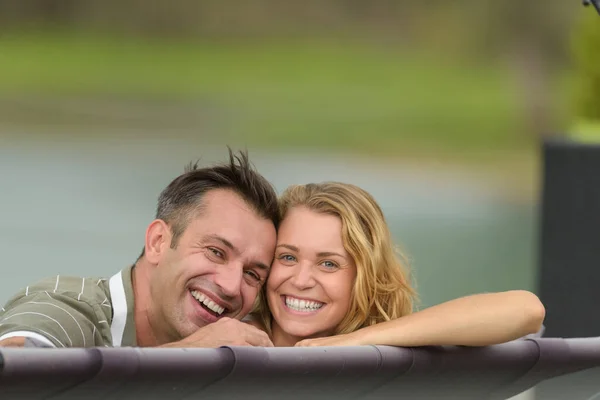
[[279, 321, 331, 340]]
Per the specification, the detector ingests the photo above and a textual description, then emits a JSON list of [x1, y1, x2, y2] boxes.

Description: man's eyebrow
[[276, 244, 299, 252], [206, 234, 270, 271], [205, 234, 238, 254], [252, 262, 270, 272]]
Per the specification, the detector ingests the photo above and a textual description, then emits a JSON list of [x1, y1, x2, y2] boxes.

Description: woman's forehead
[[277, 208, 348, 255]]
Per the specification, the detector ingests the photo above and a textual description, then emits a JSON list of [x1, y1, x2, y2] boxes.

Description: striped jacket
[[0, 266, 136, 347]]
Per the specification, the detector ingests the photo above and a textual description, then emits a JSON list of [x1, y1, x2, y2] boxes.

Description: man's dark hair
[[139, 148, 279, 258]]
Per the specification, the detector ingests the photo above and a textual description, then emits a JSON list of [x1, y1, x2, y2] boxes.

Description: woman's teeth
[[285, 296, 324, 312]]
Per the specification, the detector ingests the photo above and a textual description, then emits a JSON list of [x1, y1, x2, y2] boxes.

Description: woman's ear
[[144, 219, 172, 265]]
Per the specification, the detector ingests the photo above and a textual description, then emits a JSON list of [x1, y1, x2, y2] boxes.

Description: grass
[[0, 31, 557, 160]]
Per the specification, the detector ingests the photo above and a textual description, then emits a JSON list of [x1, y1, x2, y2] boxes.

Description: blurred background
[[0, 0, 598, 312]]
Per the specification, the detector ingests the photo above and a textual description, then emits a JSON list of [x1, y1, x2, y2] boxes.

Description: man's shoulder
[[6, 274, 111, 309], [0, 273, 117, 348]]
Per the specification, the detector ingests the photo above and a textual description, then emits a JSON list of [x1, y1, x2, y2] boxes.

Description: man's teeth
[[191, 290, 225, 315], [285, 296, 324, 312]]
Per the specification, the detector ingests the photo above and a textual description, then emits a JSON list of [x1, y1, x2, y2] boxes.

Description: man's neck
[[132, 260, 162, 347]]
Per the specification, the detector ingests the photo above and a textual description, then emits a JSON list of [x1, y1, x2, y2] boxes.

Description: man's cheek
[[243, 290, 259, 309]]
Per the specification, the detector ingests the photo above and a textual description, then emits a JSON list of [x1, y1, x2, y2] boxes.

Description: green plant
[[572, 11, 600, 122]]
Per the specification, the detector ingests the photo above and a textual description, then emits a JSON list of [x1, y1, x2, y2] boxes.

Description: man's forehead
[[201, 188, 253, 212], [194, 191, 274, 231], [184, 192, 276, 259]]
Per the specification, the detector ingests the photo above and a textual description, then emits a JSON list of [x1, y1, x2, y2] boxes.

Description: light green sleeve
[[0, 275, 113, 347]]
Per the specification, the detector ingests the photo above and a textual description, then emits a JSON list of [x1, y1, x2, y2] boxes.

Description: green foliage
[[0, 32, 537, 158], [572, 11, 600, 122]]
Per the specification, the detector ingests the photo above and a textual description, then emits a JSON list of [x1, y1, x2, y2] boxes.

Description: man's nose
[[290, 263, 316, 289], [214, 263, 243, 298]]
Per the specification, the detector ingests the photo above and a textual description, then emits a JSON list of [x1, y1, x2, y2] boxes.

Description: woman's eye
[[321, 260, 338, 269], [279, 254, 296, 262]]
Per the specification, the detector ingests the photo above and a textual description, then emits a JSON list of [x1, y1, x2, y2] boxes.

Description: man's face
[[149, 189, 277, 342]]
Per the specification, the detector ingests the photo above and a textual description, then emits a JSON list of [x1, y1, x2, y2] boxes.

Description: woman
[[249, 182, 545, 347]]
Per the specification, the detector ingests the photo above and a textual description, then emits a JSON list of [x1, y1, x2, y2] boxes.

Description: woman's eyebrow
[[316, 251, 345, 258], [276, 244, 299, 252], [277, 244, 346, 259]]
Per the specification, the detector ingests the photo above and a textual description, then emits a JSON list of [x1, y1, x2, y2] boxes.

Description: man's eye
[[245, 270, 260, 281], [244, 270, 263, 287], [208, 248, 224, 258]]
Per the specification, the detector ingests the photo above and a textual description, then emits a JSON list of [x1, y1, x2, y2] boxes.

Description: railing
[[1, 337, 600, 399]]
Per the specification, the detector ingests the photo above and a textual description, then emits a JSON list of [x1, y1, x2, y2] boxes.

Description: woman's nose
[[290, 263, 316, 289]]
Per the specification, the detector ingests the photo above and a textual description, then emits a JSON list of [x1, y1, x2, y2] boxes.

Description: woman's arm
[[296, 290, 545, 347]]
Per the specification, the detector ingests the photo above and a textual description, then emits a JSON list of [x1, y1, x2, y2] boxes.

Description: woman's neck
[[270, 320, 303, 347], [270, 320, 334, 347]]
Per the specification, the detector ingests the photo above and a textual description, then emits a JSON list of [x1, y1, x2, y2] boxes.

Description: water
[[0, 133, 538, 307]]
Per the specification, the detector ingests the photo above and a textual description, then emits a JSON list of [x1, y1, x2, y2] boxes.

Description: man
[[0, 149, 278, 348]]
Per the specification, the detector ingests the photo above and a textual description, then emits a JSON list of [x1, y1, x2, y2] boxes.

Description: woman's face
[[266, 206, 357, 340]]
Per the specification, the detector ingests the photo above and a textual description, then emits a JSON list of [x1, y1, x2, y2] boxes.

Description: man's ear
[[144, 219, 172, 265]]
